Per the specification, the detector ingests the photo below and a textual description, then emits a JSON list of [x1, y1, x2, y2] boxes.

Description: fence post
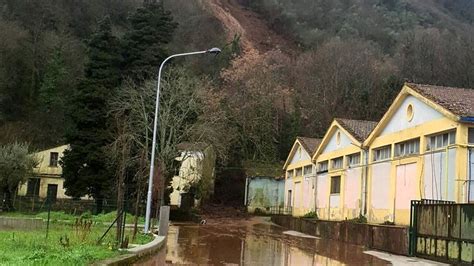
[[158, 206, 170, 236], [409, 200, 417, 256], [45, 198, 51, 239]]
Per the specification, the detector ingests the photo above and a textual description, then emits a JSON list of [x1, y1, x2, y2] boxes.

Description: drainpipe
[[244, 177, 249, 206], [469, 149, 472, 202], [314, 173, 318, 212], [362, 148, 369, 216]]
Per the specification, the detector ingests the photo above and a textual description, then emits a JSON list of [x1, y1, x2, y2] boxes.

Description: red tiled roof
[[407, 83, 474, 117], [297, 137, 322, 154], [335, 118, 378, 142]]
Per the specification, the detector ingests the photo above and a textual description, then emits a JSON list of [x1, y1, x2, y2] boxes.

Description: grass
[[0, 211, 153, 265], [0, 223, 154, 265]]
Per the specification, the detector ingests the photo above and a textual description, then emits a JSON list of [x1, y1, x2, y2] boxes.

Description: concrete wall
[[316, 173, 329, 219], [246, 177, 284, 214], [271, 215, 409, 256], [0, 217, 43, 230], [423, 148, 456, 201], [368, 162, 391, 223]]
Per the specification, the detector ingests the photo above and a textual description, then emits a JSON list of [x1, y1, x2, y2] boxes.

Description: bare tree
[[108, 67, 232, 235]]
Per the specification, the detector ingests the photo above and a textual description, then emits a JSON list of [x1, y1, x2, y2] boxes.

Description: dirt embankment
[[199, 0, 297, 56]]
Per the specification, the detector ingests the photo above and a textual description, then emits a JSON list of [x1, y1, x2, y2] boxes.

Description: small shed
[[244, 176, 285, 214]]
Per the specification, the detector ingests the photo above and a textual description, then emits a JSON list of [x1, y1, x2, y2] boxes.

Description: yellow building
[[364, 83, 474, 225], [17, 144, 73, 200], [312, 119, 377, 221], [283, 137, 321, 216], [169, 143, 216, 208]]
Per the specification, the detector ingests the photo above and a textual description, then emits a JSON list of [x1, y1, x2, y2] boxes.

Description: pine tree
[[61, 16, 121, 213], [35, 48, 69, 146], [122, 1, 177, 80]]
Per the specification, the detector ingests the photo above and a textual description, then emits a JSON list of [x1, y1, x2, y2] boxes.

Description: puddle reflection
[[136, 220, 388, 265]]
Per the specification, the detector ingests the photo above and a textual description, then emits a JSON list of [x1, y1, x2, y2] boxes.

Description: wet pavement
[[136, 217, 390, 265]]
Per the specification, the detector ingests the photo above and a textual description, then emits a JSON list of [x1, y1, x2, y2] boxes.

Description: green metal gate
[[410, 199, 474, 264]]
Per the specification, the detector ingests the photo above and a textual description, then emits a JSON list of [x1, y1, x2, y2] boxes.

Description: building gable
[[313, 120, 361, 161], [380, 95, 444, 135], [321, 127, 353, 154], [290, 144, 311, 164], [283, 140, 313, 169], [365, 84, 459, 145]]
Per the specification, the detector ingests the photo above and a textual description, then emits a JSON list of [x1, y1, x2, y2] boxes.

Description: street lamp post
[[144, 48, 221, 233]]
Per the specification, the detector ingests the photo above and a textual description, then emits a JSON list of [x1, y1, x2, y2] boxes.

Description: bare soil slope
[[199, 0, 297, 55]]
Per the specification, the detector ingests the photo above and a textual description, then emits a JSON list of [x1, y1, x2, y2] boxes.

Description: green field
[[0, 212, 153, 265]]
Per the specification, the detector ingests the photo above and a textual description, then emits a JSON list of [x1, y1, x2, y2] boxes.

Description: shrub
[[302, 211, 318, 219], [347, 214, 367, 224]]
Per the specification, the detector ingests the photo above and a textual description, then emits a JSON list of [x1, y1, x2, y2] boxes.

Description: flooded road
[[136, 217, 389, 265]]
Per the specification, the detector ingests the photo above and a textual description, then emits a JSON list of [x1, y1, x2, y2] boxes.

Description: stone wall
[[271, 215, 409, 255], [0, 217, 44, 230]]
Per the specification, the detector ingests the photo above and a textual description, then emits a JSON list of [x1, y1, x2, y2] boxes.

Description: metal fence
[[267, 206, 292, 215], [409, 199, 474, 264], [0, 196, 151, 250], [11, 196, 120, 215]]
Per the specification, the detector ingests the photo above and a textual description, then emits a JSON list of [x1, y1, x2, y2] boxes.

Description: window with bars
[[427, 131, 455, 151], [295, 167, 303, 177], [303, 165, 313, 176], [395, 138, 420, 157], [331, 157, 343, 170], [373, 145, 391, 161], [347, 153, 361, 167], [317, 161, 328, 173]]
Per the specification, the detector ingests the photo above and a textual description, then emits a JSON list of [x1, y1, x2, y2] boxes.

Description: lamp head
[[207, 47, 221, 55]]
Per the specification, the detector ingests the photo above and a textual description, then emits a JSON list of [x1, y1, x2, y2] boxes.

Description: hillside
[[245, 0, 474, 51]]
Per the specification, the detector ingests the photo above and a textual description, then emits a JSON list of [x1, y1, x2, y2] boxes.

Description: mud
[[135, 217, 389, 265]]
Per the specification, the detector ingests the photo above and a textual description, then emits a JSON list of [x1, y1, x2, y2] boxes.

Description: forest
[[0, 0, 473, 206]]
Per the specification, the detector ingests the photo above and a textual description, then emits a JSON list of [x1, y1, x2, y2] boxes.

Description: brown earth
[[199, 0, 297, 55], [198, 204, 251, 225]]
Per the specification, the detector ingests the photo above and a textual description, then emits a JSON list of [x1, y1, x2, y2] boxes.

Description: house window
[[347, 153, 361, 167], [26, 178, 40, 197], [330, 176, 341, 194], [395, 138, 420, 157], [286, 170, 293, 179], [373, 145, 391, 161], [469, 128, 474, 144], [295, 167, 303, 177], [317, 161, 328, 173], [427, 131, 456, 151], [49, 152, 59, 167], [331, 157, 343, 170], [303, 165, 313, 176]]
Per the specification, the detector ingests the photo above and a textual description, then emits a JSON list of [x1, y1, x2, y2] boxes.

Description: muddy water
[[136, 217, 389, 265]]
